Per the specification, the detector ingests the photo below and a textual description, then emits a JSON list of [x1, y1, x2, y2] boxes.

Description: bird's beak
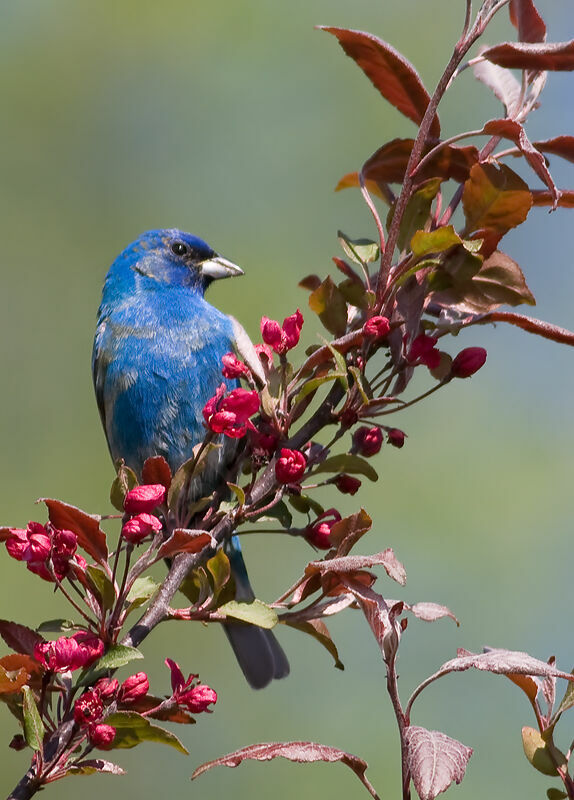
[[200, 255, 244, 280]]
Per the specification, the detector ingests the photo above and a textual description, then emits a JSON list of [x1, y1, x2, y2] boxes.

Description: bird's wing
[[229, 315, 266, 386], [92, 320, 111, 432]]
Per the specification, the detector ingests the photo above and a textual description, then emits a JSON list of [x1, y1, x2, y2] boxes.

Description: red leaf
[[193, 740, 380, 800], [462, 162, 532, 235], [533, 136, 574, 164], [0, 620, 43, 656], [320, 27, 440, 137], [141, 456, 172, 490], [41, 498, 108, 565], [472, 58, 521, 117], [482, 118, 559, 206], [509, 0, 546, 44], [482, 40, 574, 71], [404, 726, 472, 800], [408, 602, 459, 626], [156, 529, 212, 560]]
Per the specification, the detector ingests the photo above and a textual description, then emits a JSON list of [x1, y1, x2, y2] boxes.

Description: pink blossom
[[34, 632, 105, 673], [5, 522, 78, 582], [221, 352, 250, 379], [260, 309, 304, 354], [88, 723, 116, 749], [124, 484, 166, 514], [305, 509, 342, 549], [334, 474, 361, 495], [363, 315, 390, 339], [94, 678, 119, 700], [352, 426, 384, 457], [407, 333, 441, 369], [450, 347, 487, 378], [203, 384, 260, 438], [275, 448, 307, 484], [122, 513, 163, 544], [119, 672, 149, 704], [165, 658, 217, 714], [74, 690, 104, 726]]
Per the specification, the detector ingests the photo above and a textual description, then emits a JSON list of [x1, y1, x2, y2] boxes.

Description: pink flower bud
[[122, 513, 163, 544], [334, 474, 361, 495], [352, 426, 384, 457], [221, 353, 250, 379], [450, 347, 487, 378], [407, 333, 441, 369], [6, 522, 78, 582], [362, 315, 390, 339], [94, 678, 119, 700], [305, 509, 342, 549], [88, 723, 116, 749], [387, 428, 406, 448], [180, 684, 217, 713], [203, 384, 260, 438], [34, 632, 105, 673], [119, 672, 149, 703], [124, 484, 166, 514], [74, 690, 104, 725], [275, 448, 307, 484], [260, 310, 304, 354]]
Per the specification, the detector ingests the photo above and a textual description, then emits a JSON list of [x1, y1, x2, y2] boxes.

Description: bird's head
[[107, 228, 244, 295]]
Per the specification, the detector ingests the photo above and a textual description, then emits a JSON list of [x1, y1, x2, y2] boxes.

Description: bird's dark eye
[[171, 241, 188, 256]]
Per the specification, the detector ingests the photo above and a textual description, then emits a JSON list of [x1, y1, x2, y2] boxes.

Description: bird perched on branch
[[92, 228, 289, 688]]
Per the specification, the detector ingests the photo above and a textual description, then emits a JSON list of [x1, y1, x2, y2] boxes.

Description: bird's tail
[[224, 535, 290, 689]]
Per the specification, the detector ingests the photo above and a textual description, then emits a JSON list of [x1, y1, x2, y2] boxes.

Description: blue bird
[[92, 228, 289, 688]]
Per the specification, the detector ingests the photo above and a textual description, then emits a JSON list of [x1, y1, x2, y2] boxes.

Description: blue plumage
[[93, 229, 288, 688]]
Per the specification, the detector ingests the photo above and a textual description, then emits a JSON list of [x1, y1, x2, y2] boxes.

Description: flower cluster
[[260, 309, 304, 355], [221, 352, 250, 379], [305, 509, 342, 549], [275, 448, 307, 484], [165, 658, 217, 713], [362, 315, 390, 339], [5, 522, 82, 582], [203, 383, 260, 438], [34, 632, 105, 673], [352, 426, 384, 457], [407, 333, 441, 370]]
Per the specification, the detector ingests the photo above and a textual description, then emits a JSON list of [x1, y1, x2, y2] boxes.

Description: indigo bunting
[[92, 229, 289, 688]]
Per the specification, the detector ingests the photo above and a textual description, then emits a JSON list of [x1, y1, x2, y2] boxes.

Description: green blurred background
[[1, 1, 574, 797]]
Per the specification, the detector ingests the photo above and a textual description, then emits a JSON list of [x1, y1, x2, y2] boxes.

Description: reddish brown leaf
[[408, 602, 459, 626], [533, 136, 574, 164], [283, 619, 344, 670], [482, 118, 559, 205], [320, 27, 440, 137], [482, 41, 574, 71], [329, 509, 372, 556], [0, 620, 44, 656], [509, 0, 546, 44], [440, 648, 574, 681], [308, 550, 406, 586], [0, 654, 42, 695], [141, 456, 172, 490], [41, 499, 108, 565], [360, 138, 478, 185], [156, 529, 212, 560], [404, 726, 472, 800], [462, 162, 532, 235], [193, 740, 380, 799], [506, 672, 539, 702], [298, 275, 322, 292], [335, 172, 386, 199]]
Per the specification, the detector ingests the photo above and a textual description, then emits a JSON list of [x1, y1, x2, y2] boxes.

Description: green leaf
[[293, 372, 344, 406], [338, 279, 369, 310], [313, 454, 378, 482], [227, 483, 245, 506], [547, 789, 568, 800], [96, 644, 144, 670], [36, 619, 77, 633], [348, 367, 370, 404], [207, 550, 231, 599], [86, 565, 116, 612], [392, 177, 442, 252], [521, 726, 566, 776], [251, 500, 293, 529], [219, 600, 278, 629], [337, 231, 379, 264], [22, 685, 45, 751], [308, 277, 348, 337], [125, 577, 159, 612], [288, 494, 325, 516], [411, 225, 462, 258], [284, 619, 344, 670], [167, 443, 220, 510], [105, 711, 188, 754], [556, 673, 574, 716], [68, 759, 126, 776], [110, 462, 138, 512]]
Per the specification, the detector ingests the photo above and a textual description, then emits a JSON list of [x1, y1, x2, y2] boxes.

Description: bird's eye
[[171, 242, 188, 256]]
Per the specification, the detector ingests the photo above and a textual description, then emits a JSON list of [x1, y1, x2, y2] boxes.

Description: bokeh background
[[1, 1, 573, 797]]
